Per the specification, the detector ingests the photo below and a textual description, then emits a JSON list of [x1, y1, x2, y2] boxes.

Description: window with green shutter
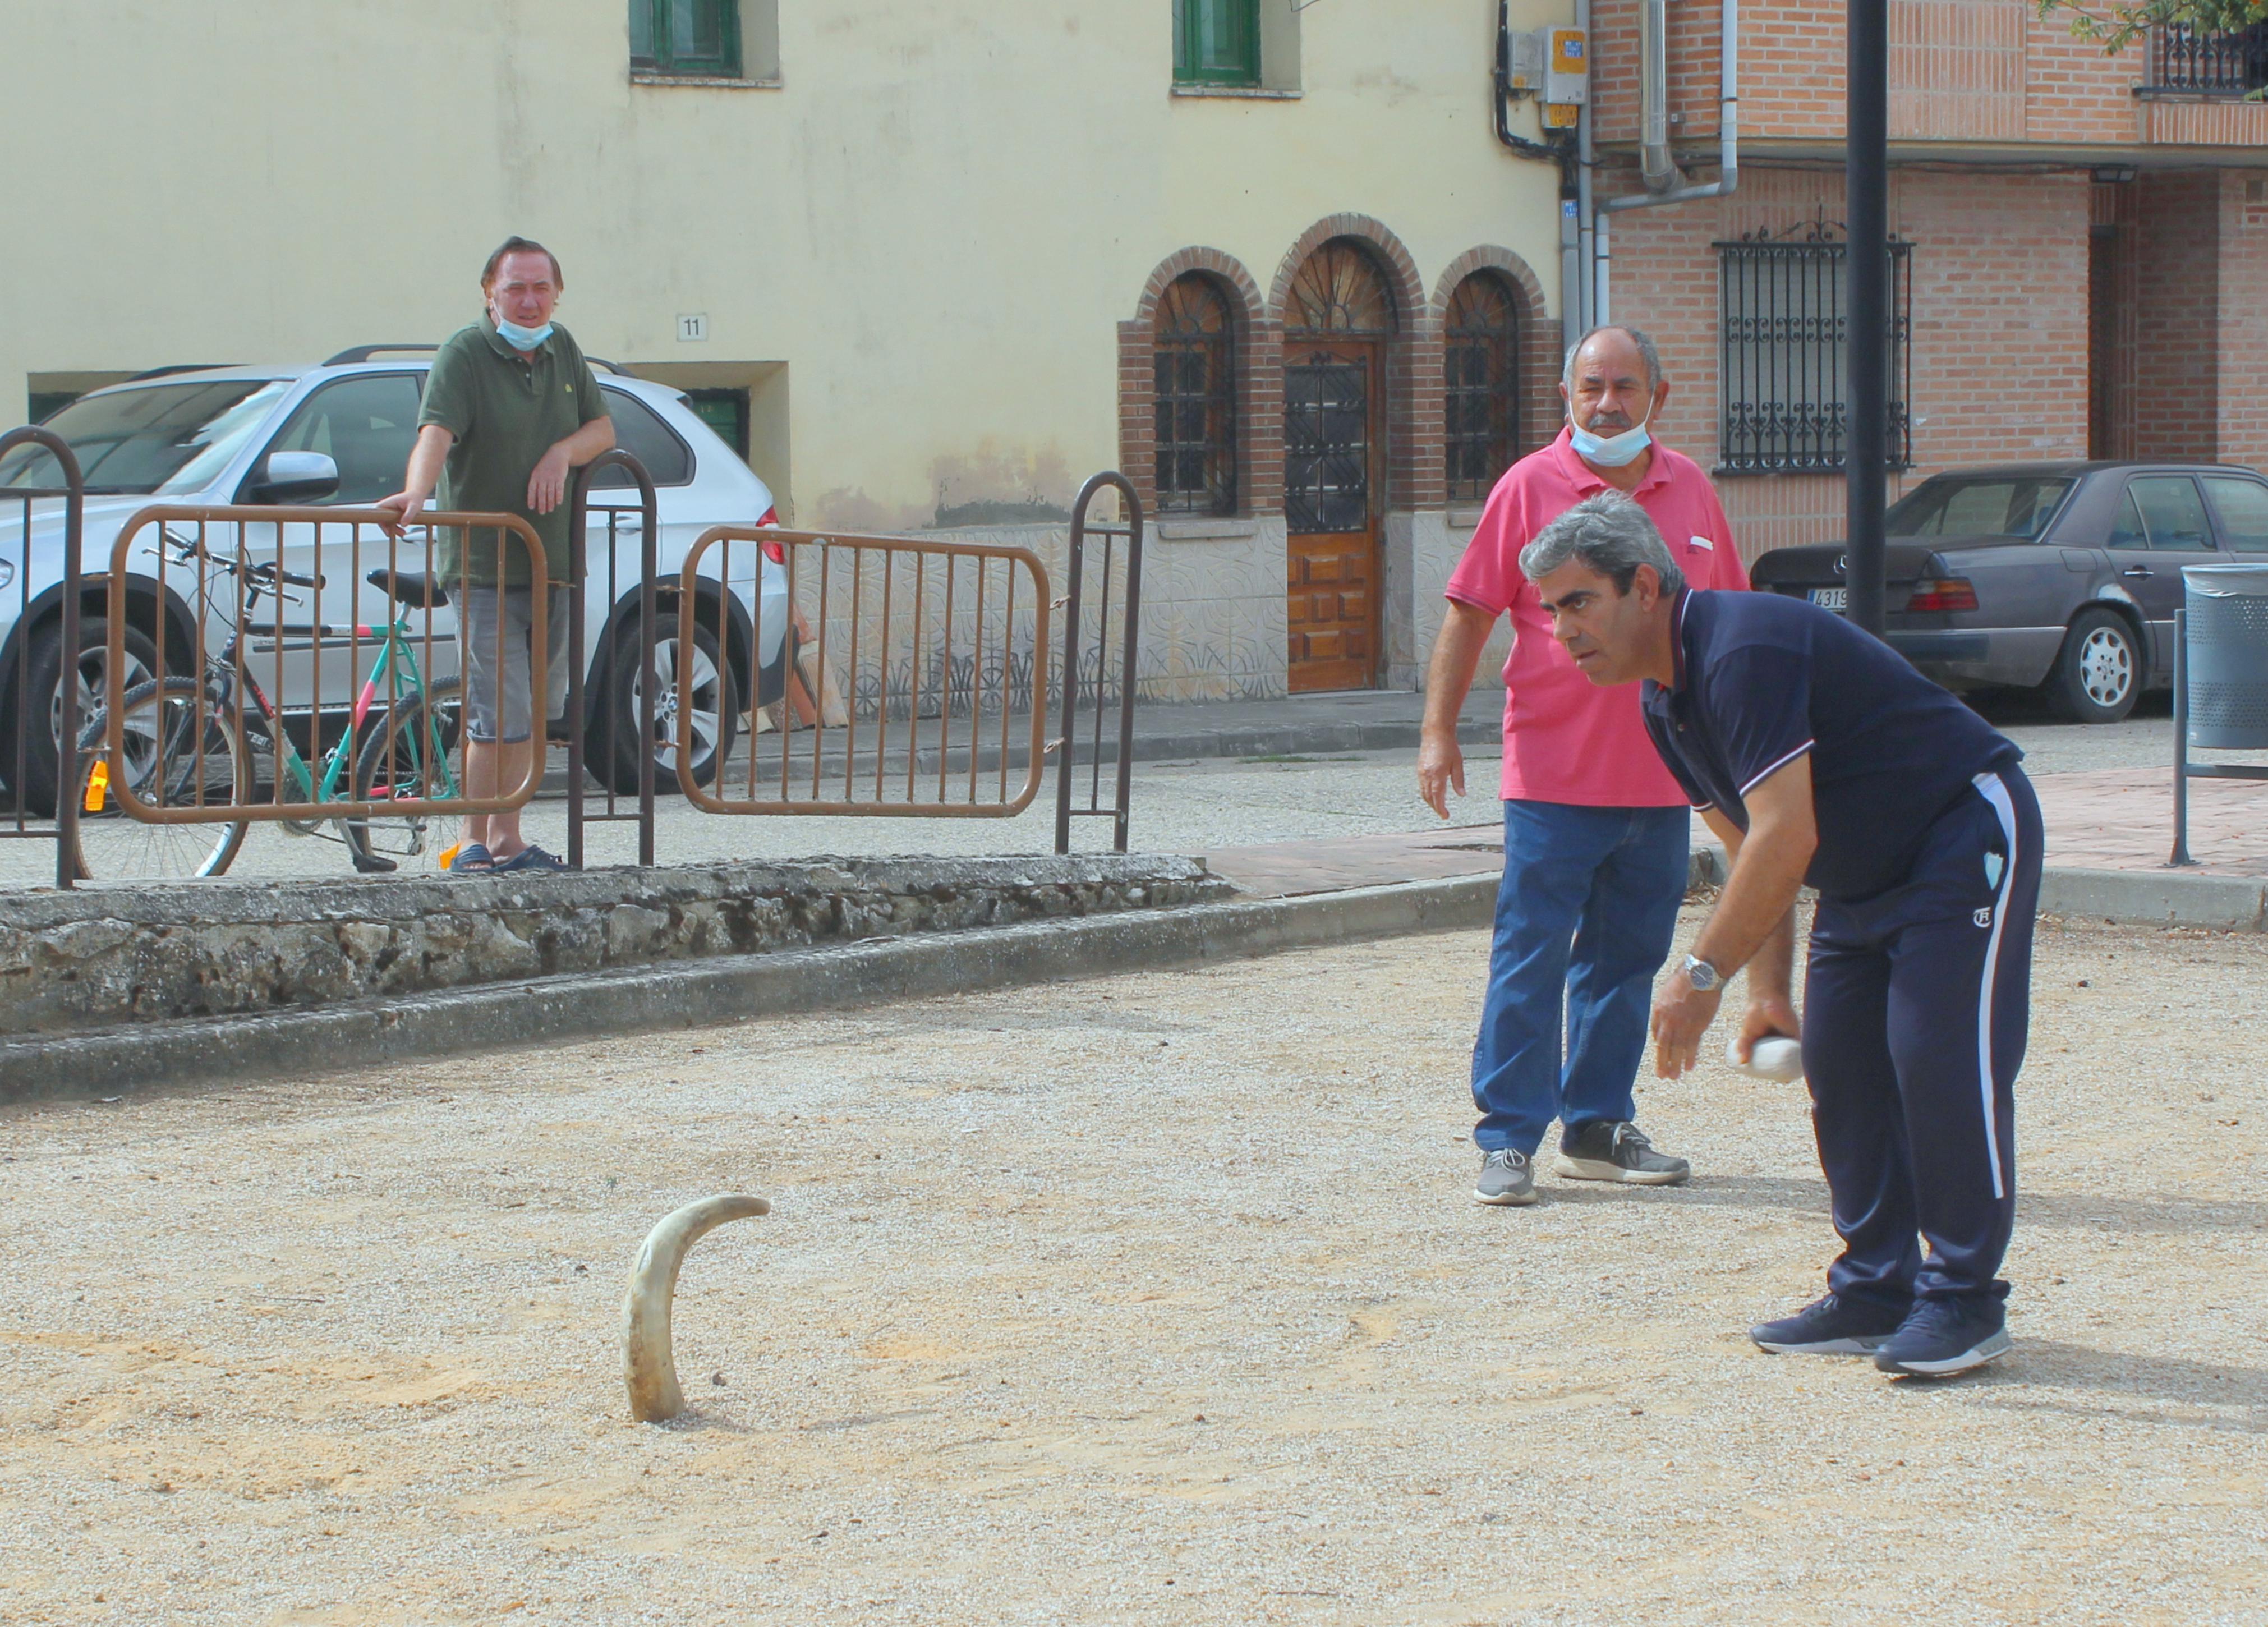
[[632, 0, 741, 77], [1175, 0, 1260, 87]]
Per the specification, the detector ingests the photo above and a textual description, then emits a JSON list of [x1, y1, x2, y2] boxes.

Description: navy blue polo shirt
[[1641, 590, 2022, 901]]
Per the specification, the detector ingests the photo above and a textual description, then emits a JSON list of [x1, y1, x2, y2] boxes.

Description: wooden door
[[1284, 339, 1381, 692]]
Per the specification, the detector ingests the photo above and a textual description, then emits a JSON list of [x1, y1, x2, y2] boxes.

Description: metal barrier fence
[[24, 460, 1143, 881], [79, 505, 544, 882], [567, 451, 660, 867], [1054, 472, 1144, 855], [676, 526, 1052, 817], [0, 426, 86, 889]]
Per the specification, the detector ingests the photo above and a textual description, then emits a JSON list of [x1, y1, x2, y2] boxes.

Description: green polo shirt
[[418, 316, 608, 588]]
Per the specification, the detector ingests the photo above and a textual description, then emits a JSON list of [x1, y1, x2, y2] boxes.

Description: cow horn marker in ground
[[623, 1194, 771, 1423]]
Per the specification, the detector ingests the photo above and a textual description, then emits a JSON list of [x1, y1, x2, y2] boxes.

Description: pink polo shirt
[[1445, 429, 1747, 807]]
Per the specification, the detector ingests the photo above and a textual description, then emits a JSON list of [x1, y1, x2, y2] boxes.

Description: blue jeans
[[1471, 799, 1690, 1155]]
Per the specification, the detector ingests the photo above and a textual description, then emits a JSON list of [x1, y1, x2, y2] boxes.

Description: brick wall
[[1892, 0, 2026, 141], [2023, 10, 2147, 144], [2131, 172, 2222, 463], [2218, 172, 2268, 472], [2140, 97, 2268, 148], [1590, 0, 2151, 151], [1898, 169, 2092, 471], [1604, 163, 2091, 560]]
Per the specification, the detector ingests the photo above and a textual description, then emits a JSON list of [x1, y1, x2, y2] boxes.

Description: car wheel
[[5, 615, 162, 817], [598, 616, 738, 794], [2041, 608, 2139, 724]]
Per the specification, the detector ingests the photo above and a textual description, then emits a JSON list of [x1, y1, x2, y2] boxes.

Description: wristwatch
[[1681, 954, 1722, 992]]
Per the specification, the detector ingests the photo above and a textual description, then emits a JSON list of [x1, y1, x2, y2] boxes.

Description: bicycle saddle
[[367, 569, 450, 609]]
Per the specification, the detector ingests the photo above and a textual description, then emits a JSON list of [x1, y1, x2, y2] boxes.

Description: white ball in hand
[[1728, 1034, 1804, 1082]]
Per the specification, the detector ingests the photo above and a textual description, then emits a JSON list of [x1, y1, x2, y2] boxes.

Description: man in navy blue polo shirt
[[1519, 492, 2042, 1378]]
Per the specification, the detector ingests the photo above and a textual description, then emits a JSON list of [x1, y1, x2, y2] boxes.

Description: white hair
[[1562, 325, 1665, 393]]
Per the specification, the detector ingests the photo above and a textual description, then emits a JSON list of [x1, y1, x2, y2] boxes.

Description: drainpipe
[[1575, 0, 1597, 338], [1640, 0, 1685, 193], [1593, 0, 1741, 325]]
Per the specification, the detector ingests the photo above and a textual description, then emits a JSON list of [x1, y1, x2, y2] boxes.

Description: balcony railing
[[2155, 22, 2268, 95]]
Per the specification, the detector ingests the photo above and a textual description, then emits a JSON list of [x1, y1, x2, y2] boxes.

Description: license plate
[[1809, 587, 1847, 610]]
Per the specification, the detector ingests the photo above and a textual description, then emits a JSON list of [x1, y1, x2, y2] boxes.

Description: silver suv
[[1, 352, 789, 811]]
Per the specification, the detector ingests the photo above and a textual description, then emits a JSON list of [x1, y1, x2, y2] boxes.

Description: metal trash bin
[[2182, 563, 2268, 750]]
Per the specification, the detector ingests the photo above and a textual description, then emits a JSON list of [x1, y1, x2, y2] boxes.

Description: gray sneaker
[[1555, 1120, 1691, 1186], [1473, 1147, 1538, 1206]]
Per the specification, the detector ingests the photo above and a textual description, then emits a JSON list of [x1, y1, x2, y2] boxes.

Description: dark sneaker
[[1873, 1297, 2012, 1378], [1473, 1148, 1538, 1207], [1555, 1120, 1691, 1185], [1750, 1293, 1911, 1355]]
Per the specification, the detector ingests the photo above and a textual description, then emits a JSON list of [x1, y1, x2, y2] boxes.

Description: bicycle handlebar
[[162, 532, 324, 589]]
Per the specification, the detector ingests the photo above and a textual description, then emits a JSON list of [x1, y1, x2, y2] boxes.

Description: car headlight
[[0, 556, 13, 592]]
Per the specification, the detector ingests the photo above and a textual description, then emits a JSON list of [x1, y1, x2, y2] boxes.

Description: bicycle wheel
[[72, 677, 251, 881], [344, 681, 462, 870]]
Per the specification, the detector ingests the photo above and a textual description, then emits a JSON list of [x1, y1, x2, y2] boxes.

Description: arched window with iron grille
[[1444, 272, 1521, 503], [1153, 274, 1238, 516]]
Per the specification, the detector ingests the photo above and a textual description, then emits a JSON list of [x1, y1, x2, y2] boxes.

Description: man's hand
[[1417, 732, 1466, 819], [1651, 964, 1723, 1079], [1729, 992, 1802, 1065], [374, 491, 426, 536], [380, 425, 453, 534], [1418, 600, 1497, 820], [527, 443, 574, 515]]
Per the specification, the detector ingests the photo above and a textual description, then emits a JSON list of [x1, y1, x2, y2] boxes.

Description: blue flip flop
[[494, 843, 567, 873], [447, 842, 497, 874]]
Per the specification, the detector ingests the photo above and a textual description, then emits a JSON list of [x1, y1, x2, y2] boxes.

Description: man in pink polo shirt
[[1418, 325, 1749, 1207]]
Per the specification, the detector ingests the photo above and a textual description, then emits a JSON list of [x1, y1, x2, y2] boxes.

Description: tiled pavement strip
[[1200, 767, 2268, 897]]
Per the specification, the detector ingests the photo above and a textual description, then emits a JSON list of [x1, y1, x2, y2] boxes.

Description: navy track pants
[[1800, 766, 2042, 1306]]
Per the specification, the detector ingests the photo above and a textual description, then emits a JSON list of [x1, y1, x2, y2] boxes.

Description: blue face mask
[[493, 314, 554, 352], [1569, 412, 1653, 468]]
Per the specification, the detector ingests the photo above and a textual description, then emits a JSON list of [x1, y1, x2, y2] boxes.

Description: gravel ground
[[2, 909, 2262, 1625], [0, 696, 2187, 888]]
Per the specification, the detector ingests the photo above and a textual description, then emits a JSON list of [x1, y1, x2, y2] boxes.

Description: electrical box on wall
[[1551, 27, 1588, 105], [1505, 28, 1547, 94], [1546, 28, 1588, 106]]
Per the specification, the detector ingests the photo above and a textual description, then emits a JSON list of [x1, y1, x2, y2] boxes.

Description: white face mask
[[1569, 406, 1654, 468]]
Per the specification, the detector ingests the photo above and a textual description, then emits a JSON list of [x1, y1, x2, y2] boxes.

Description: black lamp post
[[1846, 0, 1889, 637]]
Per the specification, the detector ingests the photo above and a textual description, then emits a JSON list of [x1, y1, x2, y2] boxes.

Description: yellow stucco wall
[[1, 1, 1568, 528]]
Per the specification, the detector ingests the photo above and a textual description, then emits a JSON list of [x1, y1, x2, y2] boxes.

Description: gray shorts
[[458, 585, 569, 744]]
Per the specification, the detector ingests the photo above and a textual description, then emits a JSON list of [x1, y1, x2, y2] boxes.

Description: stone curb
[[6, 855, 2255, 1108], [2038, 866, 2268, 932], [0, 874, 1502, 1106]]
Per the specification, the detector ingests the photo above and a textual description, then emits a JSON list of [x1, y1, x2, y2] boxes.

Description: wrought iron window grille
[[1715, 222, 1912, 477], [1444, 273, 1522, 504], [1153, 276, 1240, 516], [2151, 22, 2268, 95]]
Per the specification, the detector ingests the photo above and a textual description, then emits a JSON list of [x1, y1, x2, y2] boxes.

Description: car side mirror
[[250, 450, 339, 505]]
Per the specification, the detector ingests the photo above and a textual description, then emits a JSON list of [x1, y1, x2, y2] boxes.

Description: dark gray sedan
[[1747, 462, 2268, 722]]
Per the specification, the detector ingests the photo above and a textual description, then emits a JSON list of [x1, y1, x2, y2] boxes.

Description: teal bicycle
[[71, 534, 462, 881]]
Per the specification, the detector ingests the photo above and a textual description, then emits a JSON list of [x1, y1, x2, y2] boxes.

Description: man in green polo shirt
[[377, 236, 615, 872]]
